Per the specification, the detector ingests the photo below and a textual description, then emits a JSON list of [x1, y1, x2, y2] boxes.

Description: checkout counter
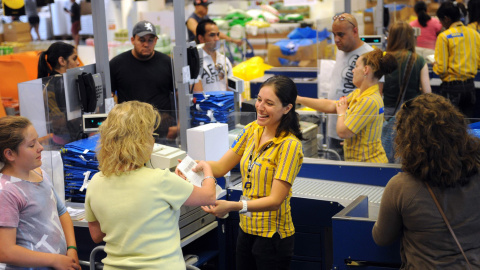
[[250, 67, 318, 99], [226, 159, 402, 270]]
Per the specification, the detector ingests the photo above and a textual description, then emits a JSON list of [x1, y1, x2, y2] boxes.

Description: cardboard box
[[427, 3, 440, 16], [266, 40, 328, 67], [364, 22, 375, 35], [4, 21, 30, 33], [0, 34, 4, 43], [80, 0, 92, 15], [298, 60, 316, 67], [3, 22, 32, 42], [394, 6, 415, 22], [265, 32, 290, 39]]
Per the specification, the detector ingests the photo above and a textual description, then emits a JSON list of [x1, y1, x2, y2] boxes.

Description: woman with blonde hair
[[84, 101, 217, 269], [382, 20, 431, 163], [373, 93, 480, 268], [298, 49, 397, 162]]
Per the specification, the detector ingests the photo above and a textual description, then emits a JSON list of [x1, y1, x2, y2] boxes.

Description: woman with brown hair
[[373, 93, 480, 268], [382, 20, 431, 163], [199, 75, 304, 270], [298, 49, 397, 162]]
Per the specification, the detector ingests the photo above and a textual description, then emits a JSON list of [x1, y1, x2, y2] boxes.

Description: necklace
[[32, 169, 42, 178], [244, 141, 274, 189]]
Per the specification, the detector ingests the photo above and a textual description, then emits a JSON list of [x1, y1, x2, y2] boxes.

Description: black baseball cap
[[132, 20, 157, 37], [193, 0, 212, 6]]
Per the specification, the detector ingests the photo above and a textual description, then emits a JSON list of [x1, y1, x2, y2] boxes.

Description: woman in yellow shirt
[[199, 75, 304, 270], [297, 49, 397, 162], [434, 1, 480, 118]]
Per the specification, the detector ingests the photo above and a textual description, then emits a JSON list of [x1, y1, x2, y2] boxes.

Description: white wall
[[309, 0, 367, 34]]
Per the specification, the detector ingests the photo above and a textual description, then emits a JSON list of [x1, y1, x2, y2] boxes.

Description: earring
[[363, 74, 367, 78]]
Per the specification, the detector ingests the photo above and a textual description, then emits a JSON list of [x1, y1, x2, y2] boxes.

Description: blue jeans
[[382, 117, 396, 163]]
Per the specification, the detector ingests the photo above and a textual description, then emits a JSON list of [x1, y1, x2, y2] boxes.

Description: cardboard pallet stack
[[3, 22, 32, 43]]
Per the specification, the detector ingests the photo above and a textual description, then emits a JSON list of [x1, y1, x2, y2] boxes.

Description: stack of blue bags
[[191, 91, 235, 128], [61, 134, 100, 203], [469, 121, 480, 139]]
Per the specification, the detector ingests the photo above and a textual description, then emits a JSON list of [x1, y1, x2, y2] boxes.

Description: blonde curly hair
[[97, 101, 161, 177]]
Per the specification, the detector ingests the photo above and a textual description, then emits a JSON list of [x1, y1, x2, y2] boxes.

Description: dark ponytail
[[414, 1, 431, 27], [260, 75, 303, 140], [37, 42, 75, 78], [437, 0, 467, 23], [362, 49, 398, 80]]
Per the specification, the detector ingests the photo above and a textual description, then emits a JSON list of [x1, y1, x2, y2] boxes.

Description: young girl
[[0, 116, 80, 270]]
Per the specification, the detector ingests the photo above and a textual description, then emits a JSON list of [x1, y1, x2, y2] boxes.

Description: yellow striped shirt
[[433, 22, 480, 82], [231, 121, 303, 238], [344, 85, 387, 163], [468, 22, 480, 33]]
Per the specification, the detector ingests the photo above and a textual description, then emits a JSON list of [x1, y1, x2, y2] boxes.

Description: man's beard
[[135, 48, 154, 60]]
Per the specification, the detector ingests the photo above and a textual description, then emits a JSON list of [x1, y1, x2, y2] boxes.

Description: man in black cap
[[186, 0, 242, 45], [109, 20, 177, 142]]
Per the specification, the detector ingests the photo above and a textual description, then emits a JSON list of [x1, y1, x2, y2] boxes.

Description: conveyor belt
[[231, 177, 384, 207]]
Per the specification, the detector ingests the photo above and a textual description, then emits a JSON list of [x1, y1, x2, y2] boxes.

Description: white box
[[147, 144, 186, 170], [187, 123, 229, 162]]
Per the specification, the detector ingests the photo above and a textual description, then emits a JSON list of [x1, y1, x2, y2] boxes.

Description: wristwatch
[[239, 200, 248, 214]]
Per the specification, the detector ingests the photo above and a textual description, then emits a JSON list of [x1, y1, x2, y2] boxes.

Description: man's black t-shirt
[[70, 2, 80, 23], [110, 50, 174, 112]]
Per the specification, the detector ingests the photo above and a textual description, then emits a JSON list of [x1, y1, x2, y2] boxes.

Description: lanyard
[[244, 141, 274, 189]]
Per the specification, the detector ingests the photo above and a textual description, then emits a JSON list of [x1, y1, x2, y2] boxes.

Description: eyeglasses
[[332, 15, 356, 28]]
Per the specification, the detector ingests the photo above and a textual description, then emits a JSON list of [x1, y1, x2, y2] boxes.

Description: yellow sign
[[3, 0, 25, 10]]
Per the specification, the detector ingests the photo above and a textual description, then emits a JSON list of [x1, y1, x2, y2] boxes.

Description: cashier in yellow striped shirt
[[433, 1, 480, 118], [297, 49, 397, 163], [199, 75, 304, 270]]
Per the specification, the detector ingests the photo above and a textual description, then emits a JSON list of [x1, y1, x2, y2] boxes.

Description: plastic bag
[[275, 39, 315, 55], [41, 150, 65, 203], [287, 27, 331, 41], [232, 56, 273, 81], [288, 27, 318, 39], [260, 4, 279, 16], [469, 121, 480, 139], [246, 20, 270, 28]]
